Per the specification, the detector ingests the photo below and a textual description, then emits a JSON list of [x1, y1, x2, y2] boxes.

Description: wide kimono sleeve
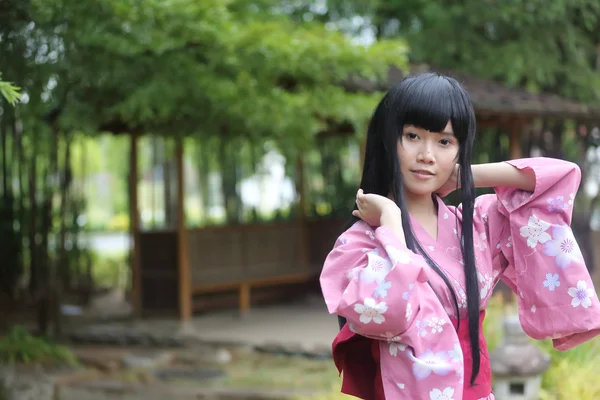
[[476, 157, 600, 351], [321, 221, 466, 400], [320, 221, 432, 338]]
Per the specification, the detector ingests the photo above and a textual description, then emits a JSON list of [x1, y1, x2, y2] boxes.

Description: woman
[[320, 73, 600, 399]]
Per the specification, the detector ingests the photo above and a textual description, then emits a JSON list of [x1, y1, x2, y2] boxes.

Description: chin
[[404, 184, 440, 198]]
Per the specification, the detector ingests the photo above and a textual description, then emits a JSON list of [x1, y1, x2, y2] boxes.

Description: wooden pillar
[[129, 132, 142, 316], [296, 154, 309, 271], [508, 120, 523, 160], [176, 138, 192, 322]]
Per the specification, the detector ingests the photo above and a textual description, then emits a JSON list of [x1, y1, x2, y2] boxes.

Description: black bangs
[[387, 73, 475, 142]]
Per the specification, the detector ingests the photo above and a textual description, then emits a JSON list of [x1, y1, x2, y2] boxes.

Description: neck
[[404, 192, 437, 218]]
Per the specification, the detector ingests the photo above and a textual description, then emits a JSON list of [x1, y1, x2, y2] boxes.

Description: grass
[[164, 350, 342, 393], [0, 326, 78, 366]]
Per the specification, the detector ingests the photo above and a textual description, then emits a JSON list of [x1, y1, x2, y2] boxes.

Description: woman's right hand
[[352, 189, 401, 227]]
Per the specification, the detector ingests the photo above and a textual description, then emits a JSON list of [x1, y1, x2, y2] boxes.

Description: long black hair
[[346, 73, 480, 385]]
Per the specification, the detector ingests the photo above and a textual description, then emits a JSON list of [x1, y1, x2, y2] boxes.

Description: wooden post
[[176, 138, 192, 322], [129, 132, 142, 316], [296, 154, 309, 268], [239, 283, 250, 316], [508, 120, 523, 160]]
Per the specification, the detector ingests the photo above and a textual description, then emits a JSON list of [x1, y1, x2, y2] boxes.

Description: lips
[[410, 169, 435, 176]]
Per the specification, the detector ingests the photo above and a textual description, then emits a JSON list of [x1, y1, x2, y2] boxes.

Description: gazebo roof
[[345, 64, 600, 121]]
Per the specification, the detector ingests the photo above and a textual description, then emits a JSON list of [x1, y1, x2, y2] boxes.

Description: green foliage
[[323, 0, 600, 103], [0, 74, 21, 105], [0, 326, 77, 366], [91, 250, 129, 289], [3, 0, 409, 146], [537, 334, 600, 399]]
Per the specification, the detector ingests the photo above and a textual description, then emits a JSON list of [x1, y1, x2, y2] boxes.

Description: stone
[[0, 366, 54, 400], [121, 351, 173, 369], [175, 346, 232, 366]]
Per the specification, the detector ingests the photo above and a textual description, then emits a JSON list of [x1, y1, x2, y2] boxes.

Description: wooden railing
[[138, 218, 346, 314]]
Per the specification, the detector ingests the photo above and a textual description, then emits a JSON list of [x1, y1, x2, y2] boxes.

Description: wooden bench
[[192, 272, 317, 315]]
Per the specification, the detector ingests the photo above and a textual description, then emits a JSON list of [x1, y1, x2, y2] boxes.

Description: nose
[[416, 141, 435, 164]]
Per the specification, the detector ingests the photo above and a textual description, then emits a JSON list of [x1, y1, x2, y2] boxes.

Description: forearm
[[380, 208, 406, 246], [472, 162, 536, 192]]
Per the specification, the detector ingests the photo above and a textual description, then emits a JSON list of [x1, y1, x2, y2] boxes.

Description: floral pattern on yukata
[[320, 158, 600, 399]]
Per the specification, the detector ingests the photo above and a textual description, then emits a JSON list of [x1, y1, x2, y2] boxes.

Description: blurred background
[[1, 0, 600, 399]]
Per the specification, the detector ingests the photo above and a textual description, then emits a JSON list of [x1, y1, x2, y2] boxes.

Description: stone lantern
[[489, 315, 551, 400]]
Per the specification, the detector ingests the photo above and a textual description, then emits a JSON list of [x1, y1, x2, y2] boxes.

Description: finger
[[352, 210, 359, 217]]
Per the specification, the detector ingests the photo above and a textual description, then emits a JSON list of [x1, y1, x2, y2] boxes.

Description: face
[[397, 121, 459, 197]]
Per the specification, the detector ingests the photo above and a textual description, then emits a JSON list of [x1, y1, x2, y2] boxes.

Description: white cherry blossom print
[[429, 317, 447, 334], [416, 319, 429, 337], [365, 230, 375, 240], [543, 225, 584, 269], [475, 232, 488, 250], [389, 341, 407, 356], [457, 367, 464, 384], [457, 287, 467, 308], [405, 303, 413, 321], [568, 280, 595, 308], [543, 273, 560, 291], [452, 279, 467, 309], [374, 280, 392, 299], [338, 236, 348, 245], [547, 196, 570, 212], [354, 298, 388, 324], [360, 251, 392, 284], [430, 387, 455, 400], [478, 271, 493, 300], [385, 245, 411, 265], [383, 333, 407, 356], [447, 343, 463, 363], [520, 215, 552, 248], [411, 349, 453, 380], [345, 267, 361, 280]]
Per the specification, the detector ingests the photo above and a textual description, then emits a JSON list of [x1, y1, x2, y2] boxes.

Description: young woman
[[320, 73, 600, 400]]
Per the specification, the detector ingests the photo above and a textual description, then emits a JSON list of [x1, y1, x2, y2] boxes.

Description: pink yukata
[[320, 158, 600, 400]]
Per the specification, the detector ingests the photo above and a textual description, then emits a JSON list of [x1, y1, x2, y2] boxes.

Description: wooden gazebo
[[127, 65, 600, 322]]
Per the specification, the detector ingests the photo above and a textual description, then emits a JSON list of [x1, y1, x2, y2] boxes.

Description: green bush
[[0, 326, 77, 366], [91, 250, 129, 289]]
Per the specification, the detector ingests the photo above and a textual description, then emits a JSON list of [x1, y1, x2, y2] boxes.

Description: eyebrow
[[404, 126, 455, 136]]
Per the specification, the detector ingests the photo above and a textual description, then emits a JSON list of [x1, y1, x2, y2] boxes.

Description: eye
[[439, 138, 453, 146], [405, 132, 418, 140]]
